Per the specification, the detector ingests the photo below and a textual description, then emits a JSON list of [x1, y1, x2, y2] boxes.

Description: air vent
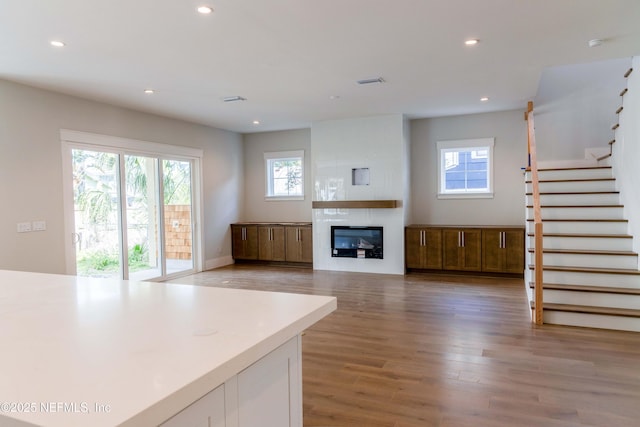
[[223, 96, 247, 102], [356, 77, 385, 85]]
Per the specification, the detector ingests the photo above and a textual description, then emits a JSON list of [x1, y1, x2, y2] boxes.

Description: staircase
[[525, 165, 640, 331], [525, 65, 640, 332]]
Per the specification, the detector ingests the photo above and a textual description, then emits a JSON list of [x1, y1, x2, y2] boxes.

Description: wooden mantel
[[312, 200, 399, 209]]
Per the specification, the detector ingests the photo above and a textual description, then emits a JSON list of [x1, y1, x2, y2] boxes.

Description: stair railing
[[526, 101, 544, 325]]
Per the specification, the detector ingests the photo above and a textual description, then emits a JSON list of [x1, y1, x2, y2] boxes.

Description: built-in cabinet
[[160, 336, 301, 427], [231, 224, 258, 260], [232, 223, 312, 265], [406, 225, 525, 275], [405, 228, 443, 270], [285, 225, 313, 263]]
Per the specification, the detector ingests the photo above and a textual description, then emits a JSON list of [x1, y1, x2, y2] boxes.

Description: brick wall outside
[[164, 205, 192, 260]]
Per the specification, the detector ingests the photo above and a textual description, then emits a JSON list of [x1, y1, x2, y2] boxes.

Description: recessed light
[[480, 97, 489, 102], [465, 39, 479, 46], [50, 40, 65, 47], [197, 6, 213, 14], [588, 38, 604, 48], [329, 95, 340, 100], [144, 89, 155, 94], [252, 120, 260, 125]]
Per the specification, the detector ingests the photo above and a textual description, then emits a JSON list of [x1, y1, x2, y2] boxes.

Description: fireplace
[[331, 226, 383, 259]]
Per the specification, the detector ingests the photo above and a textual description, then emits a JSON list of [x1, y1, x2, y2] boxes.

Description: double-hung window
[[436, 138, 494, 198], [264, 150, 304, 200]]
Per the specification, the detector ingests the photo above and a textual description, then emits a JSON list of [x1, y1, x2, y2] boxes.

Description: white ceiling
[[2, 0, 640, 134]]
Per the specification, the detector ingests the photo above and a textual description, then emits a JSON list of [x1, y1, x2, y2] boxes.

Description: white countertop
[[0, 270, 336, 427]]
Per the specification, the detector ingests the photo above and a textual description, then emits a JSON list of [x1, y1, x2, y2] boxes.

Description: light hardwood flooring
[[168, 265, 640, 427]]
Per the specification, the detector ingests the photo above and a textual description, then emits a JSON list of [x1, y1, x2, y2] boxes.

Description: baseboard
[[204, 255, 234, 271]]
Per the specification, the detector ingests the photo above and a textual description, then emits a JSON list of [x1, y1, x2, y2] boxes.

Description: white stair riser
[[544, 289, 640, 310], [526, 180, 616, 193], [528, 236, 633, 251], [527, 206, 624, 220], [530, 253, 638, 269], [543, 311, 640, 332], [526, 168, 613, 181], [527, 221, 628, 234], [526, 193, 620, 206], [541, 270, 640, 287]]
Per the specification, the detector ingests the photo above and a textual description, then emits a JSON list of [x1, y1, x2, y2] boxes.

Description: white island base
[[0, 270, 336, 427]]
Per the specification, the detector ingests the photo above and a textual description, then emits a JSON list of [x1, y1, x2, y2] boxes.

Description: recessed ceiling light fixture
[[197, 6, 213, 14], [480, 97, 489, 102], [329, 95, 340, 100], [223, 96, 247, 102], [144, 89, 155, 94], [252, 120, 260, 125], [465, 39, 479, 46], [50, 40, 65, 47], [588, 38, 604, 48], [357, 77, 385, 85]]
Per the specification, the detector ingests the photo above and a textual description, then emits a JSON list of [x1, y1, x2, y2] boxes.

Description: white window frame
[[436, 138, 494, 199], [264, 150, 305, 201]]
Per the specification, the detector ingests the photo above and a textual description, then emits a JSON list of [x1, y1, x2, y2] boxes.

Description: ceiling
[[1, 0, 640, 134]]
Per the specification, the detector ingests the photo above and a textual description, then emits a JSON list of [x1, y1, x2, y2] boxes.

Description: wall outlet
[[32, 221, 46, 231], [17, 222, 32, 233]]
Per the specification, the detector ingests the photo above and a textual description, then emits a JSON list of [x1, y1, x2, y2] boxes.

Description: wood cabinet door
[[482, 230, 503, 273], [232, 225, 258, 260], [259, 226, 285, 261], [442, 230, 463, 270], [504, 230, 525, 274], [285, 226, 312, 263], [298, 226, 313, 263], [405, 228, 424, 269], [423, 229, 443, 269], [461, 229, 482, 271]]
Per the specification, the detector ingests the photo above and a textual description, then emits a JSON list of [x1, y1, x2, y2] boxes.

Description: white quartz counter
[[0, 270, 336, 427]]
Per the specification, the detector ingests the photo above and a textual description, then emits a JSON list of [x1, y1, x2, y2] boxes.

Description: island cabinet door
[[159, 384, 225, 427]]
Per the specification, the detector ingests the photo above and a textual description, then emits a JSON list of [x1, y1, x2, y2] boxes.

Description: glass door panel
[[163, 159, 194, 276], [72, 149, 122, 278], [125, 155, 162, 281]]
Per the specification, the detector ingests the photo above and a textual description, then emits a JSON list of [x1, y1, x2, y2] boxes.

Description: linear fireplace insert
[[331, 226, 383, 259]]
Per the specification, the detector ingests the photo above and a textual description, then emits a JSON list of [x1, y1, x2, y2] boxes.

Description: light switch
[[32, 221, 46, 231], [17, 222, 32, 233]]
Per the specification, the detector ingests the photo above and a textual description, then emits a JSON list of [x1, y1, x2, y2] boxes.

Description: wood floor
[[168, 265, 640, 427]]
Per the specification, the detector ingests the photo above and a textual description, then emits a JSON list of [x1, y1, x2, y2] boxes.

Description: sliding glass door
[[69, 147, 196, 281]]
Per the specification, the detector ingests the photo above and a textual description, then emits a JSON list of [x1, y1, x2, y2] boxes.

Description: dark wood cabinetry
[[482, 229, 525, 274], [231, 224, 258, 260], [405, 227, 442, 270], [406, 225, 524, 276], [285, 225, 313, 263], [258, 225, 285, 261], [232, 223, 312, 265], [442, 228, 482, 271]]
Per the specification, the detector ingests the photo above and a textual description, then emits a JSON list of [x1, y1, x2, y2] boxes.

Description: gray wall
[[410, 110, 527, 226], [242, 129, 312, 222], [0, 79, 243, 274]]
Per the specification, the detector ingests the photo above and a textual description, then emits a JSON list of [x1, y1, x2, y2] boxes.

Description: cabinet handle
[[462, 231, 465, 247], [242, 227, 246, 241], [503, 231, 506, 249], [297, 228, 300, 241], [423, 230, 426, 246], [499, 231, 503, 249]]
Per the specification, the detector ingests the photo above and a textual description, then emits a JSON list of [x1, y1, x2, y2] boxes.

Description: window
[[264, 150, 304, 200], [436, 138, 494, 198]]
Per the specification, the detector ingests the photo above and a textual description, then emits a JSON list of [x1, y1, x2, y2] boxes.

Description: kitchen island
[[0, 270, 336, 427]]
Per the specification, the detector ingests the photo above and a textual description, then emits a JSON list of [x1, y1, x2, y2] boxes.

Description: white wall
[[534, 58, 631, 161], [311, 114, 407, 275], [410, 110, 527, 226], [613, 56, 640, 263], [242, 129, 312, 222], [0, 79, 243, 274]]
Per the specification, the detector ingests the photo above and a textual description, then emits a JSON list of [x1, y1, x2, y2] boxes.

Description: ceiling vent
[[223, 96, 247, 102], [357, 77, 385, 85]]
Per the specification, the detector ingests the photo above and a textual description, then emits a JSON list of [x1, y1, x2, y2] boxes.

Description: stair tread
[[526, 205, 623, 208], [530, 301, 640, 317], [525, 178, 615, 184], [525, 191, 619, 195], [533, 166, 612, 172], [528, 264, 640, 275], [527, 232, 632, 238], [528, 282, 640, 295], [527, 248, 637, 256], [526, 218, 628, 222]]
